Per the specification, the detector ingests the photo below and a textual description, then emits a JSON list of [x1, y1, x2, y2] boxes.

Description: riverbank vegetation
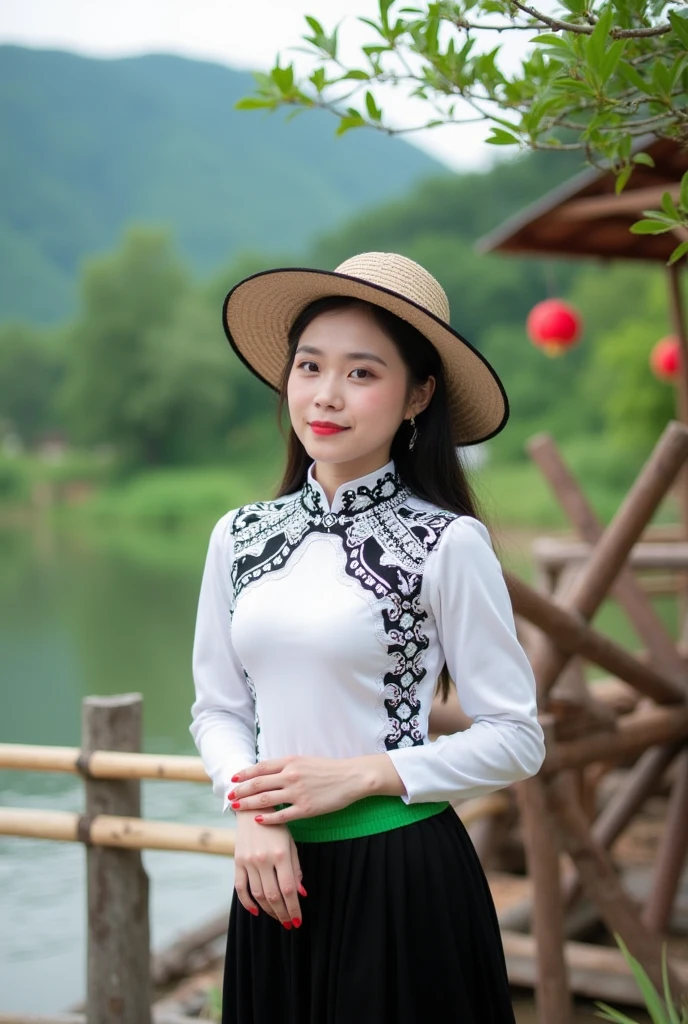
[[1, 148, 683, 531]]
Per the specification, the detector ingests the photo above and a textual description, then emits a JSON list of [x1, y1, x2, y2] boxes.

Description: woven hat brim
[[222, 267, 509, 447]]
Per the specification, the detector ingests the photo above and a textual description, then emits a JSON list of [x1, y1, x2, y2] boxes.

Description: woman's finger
[[229, 789, 285, 813], [253, 805, 310, 826], [234, 864, 259, 917], [245, 864, 278, 921], [275, 850, 302, 927], [290, 841, 307, 900], [232, 758, 290, 784], [260, 865, 293, 928]]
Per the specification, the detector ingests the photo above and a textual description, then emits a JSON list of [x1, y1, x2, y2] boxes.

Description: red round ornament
[[650, 335, 681, 382], [526, 299, 582, 357]]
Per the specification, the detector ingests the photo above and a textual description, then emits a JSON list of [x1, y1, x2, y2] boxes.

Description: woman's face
[[287, 304, 433, 475]]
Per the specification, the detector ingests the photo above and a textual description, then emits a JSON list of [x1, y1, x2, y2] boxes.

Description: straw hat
[[222, 252, 509, 446]]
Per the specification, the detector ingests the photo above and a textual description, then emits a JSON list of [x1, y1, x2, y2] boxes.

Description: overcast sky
[[0, 0, 532, 171]]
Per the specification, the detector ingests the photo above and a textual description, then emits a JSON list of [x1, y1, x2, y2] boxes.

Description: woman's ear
[[406, 375, 436, 418]]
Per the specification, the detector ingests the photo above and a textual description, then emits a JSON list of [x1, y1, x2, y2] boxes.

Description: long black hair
[[273, 295, 492, 702]]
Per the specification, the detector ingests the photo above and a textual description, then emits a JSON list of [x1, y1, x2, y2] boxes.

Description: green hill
[[0, 46, 440, 324]]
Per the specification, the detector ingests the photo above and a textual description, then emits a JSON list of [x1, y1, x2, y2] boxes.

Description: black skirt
[[222, 806, 516, 1024]]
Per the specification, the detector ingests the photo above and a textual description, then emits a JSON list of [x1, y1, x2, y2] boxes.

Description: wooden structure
[[474, 137, 688, 1022]]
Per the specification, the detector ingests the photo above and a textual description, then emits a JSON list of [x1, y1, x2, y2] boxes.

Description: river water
[[0, 518, 646, 1021]]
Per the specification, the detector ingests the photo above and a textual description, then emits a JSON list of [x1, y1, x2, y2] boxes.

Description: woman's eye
[[297, 361, 318, 373], [350, 368, 374, 380]]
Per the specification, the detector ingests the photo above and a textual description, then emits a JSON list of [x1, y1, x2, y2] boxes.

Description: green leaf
[[593, 1002, 644, 1024], [343, 69, 371, 80], [661, 943, 681, 1023], [530, 33, 572, 49], [630, 219, 675, 234], [613, 934, 672, 1024], [618, 62, 653, 95], [616, 166, 632, 194], [662, 191, 680, 220], [633, 152, 655, 168], [652, 60, 671, 97], [551, 77, 595, 95], [600, 39, 626, 85], [680, 171, 688, 213], [304, 15, 324, 36], [271, 64, 294, 94], [486, 128, 520, 145], [669, 10, 688, 48], [335, 114, 365, 136], [234, 97, 276, 111], [365, 90, 382, 121], [586, 4, 614, 73]]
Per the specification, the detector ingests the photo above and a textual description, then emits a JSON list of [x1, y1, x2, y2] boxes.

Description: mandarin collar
[[301, 459, 408, 519]]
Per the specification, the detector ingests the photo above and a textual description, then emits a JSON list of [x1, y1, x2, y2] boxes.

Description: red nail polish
[[282, 921, 292, 930], [255, 814, 264, 823], [292, 917, 301, 928], [297, 884, 308, 897], [249, 907, 259, 917], [231, 801, 241, 810], [228, 789, 236, 800], [231, 774, 240, 782]]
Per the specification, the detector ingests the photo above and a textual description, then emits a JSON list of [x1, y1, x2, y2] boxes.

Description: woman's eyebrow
[[296, 344, 388, 367]]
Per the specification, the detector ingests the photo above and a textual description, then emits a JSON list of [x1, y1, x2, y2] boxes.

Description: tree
[[59, 228, 245, 466], [0, 323, 63, 445], [239, 0, 688, 262]]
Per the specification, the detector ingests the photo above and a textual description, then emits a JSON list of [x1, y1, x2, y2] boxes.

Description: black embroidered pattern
[[230, 469, 456, 752]]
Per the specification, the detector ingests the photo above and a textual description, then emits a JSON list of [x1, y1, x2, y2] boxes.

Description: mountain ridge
[[0, 45, 441, 323]]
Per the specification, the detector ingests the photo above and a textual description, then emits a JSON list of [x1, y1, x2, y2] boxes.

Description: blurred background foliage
[[0, 46, 682, 531]]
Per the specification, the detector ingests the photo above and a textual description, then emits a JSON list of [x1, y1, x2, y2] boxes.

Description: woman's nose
[[314, 377, 344, 409]]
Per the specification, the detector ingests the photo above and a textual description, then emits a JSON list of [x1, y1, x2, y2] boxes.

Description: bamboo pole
[[514, 717, 573, 1024], [500, 931, 688, 1005], [83, 695, 152, 1024], [0, 808, 236, 856], [547, 770, 686, 998], [542, 704, 688, 773], [529, 420, 688, 700], [642, 747, 688, 934], [499, 741, 683, 934], [532, 538, 688, 571], [527, 433, 687, 684], [0, 743, 209, 781], [668, 263, 688, 640], [0, 1014, 194, 1024], [506, 573, 686, 704]]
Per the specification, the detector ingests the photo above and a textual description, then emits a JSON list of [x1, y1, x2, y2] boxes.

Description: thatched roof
[[476, 136, 687, 263]]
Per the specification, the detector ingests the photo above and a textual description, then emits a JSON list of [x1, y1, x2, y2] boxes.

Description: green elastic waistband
[[281, 795, 449, 843]]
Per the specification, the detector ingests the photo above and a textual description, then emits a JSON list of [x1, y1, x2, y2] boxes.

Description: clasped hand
[[228, 755, 373, 825]]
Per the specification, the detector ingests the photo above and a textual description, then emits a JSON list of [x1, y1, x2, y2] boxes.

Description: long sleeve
[[387, 515, 546, 804], [190, 510, 257, 813]]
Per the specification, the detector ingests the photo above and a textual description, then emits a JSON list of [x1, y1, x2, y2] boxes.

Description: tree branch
[[508, 0, 671, 37]]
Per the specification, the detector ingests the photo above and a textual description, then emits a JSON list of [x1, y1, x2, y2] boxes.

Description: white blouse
[[190, 459, 545, 814]]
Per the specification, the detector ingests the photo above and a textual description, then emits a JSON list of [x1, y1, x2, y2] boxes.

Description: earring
[[408, 416, 418, 451]]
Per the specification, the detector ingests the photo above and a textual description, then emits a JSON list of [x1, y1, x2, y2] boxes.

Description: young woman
[[190, 252, 546, 1024]]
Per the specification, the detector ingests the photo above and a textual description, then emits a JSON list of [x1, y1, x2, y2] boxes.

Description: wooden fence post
[[514, 717, 573, 1024], [82, 694, 152, 1024]]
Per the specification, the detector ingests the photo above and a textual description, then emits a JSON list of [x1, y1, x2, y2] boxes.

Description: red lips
[[309, 421, 349, 436]]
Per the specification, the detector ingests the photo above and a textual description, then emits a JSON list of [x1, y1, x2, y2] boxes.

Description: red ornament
[[650, 335, 682, 382], [527, 299, 582, 357]]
